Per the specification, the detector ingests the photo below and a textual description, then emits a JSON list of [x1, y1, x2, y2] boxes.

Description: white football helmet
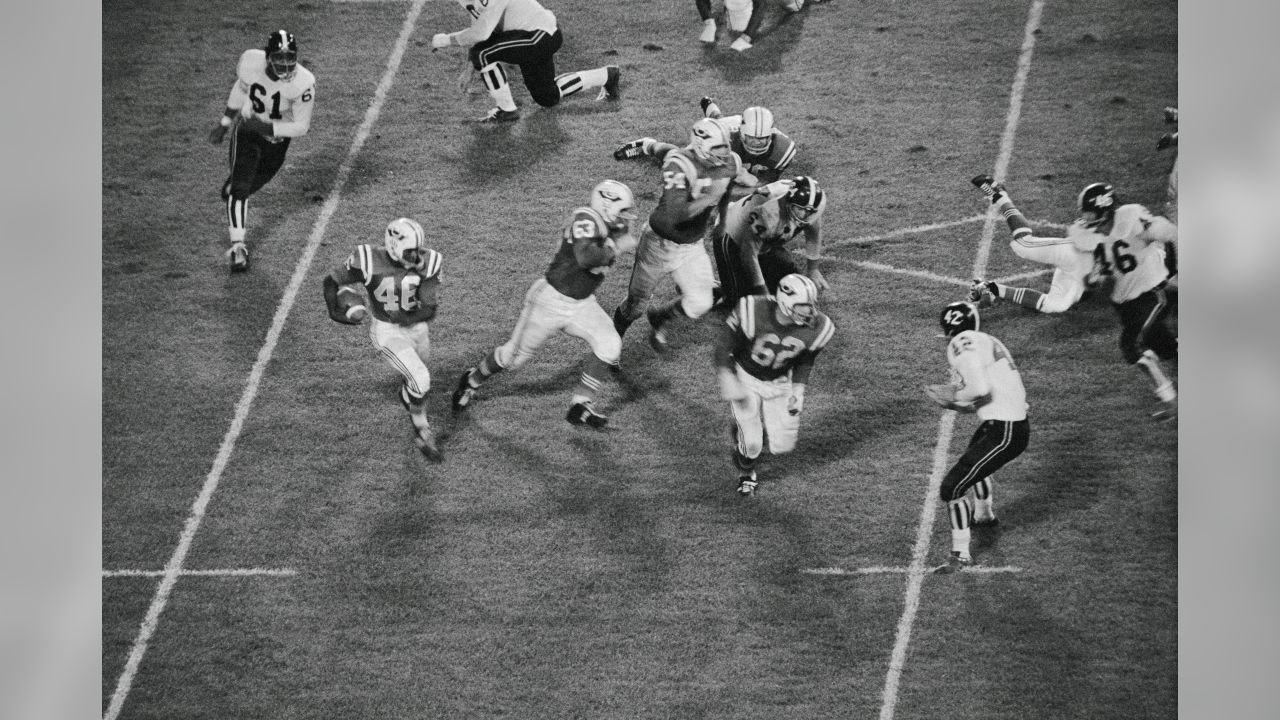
[[776, 273, 819, 326], [589, 180, 637, 225], [384, 217, 427, 269], [740, 106, 775, 156], [688, 118, 733, 166]]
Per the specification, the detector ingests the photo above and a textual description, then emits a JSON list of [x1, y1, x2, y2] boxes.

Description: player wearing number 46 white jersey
[[715, 274, 835, 496], [1069, 182, 1179, 420]]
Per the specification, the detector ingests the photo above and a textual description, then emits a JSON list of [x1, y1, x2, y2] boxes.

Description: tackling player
[[715, 274, 835, 496], [1069, 182, 1179, 420], [209, 30, 315, 272], [615, 99, 797, 183], [611, 119, 758, 354], [430, 0, 620, 123], [967, 175, 1096, 314], [925, 302, 1030, 573], [323, 218, 446, 461], [452, 181, 638, 428], [711, 175, 830, 312]]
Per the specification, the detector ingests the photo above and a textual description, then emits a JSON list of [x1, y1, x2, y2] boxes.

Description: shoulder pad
[[420, 248, 443, 278], [810, 314, 836, 350]]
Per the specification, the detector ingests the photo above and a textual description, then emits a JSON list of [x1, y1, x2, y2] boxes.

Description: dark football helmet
[[265, 30, 298, 82], [1077, 182, 1117, 229], [939, 301, 980, 337], [787, 176, 825, 226]]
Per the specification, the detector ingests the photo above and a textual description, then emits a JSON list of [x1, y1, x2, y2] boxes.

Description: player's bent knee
[[681, 293, 714, 320], [1039, 296, 1074, 314], [593, 337, 622, 365], [531, 86, 562, 108]]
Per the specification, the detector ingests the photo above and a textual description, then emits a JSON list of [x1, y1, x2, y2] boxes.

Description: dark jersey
[[545, 207, 626, 300], [725, 295, 835, 381], [730, 129, 797, 175], [335, 243, 442, 325], [649, 147, 743, 244]]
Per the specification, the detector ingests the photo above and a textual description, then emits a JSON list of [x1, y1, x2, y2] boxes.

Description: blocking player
[[1069, 182, 1180, 420], [715, 274, 835, 496], [430, 0, 620, 123], [611, 118, 758, 354], [967, 175, 1096, 314], [209, 30, 315, 272], [323, 218, 446, 461], [451, 181, 638, 428], [925, 302, 1030, 573], [711, 175, 830, 313], [615, 99, 796, 183]]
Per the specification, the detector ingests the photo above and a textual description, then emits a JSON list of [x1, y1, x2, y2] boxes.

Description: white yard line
[[826, 215, 986, 247], [104, 568, 299, 578], [802, 566, 1022, 576], [102, 3, 429, 718], [877, 3, 1044, 720]]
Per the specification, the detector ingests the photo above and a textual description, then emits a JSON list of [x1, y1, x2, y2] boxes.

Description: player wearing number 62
[[451, 181, 639, 429], [323, 218, 445, 462], [1068, 182, 1179, 421], [714, 274, 835, 497], [208, 30, 315, 272]]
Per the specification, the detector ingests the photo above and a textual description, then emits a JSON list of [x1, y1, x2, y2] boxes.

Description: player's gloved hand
[[1157, 132, 1177, 151], [700, 96, 721, 118], [787, 384, 806, 416], [718, 368, 747, 402], [806, 266, 831, 293], [614, 138, 651, 161], [208, 124, 228, 145], [431, 33, 452, 49], [240, 116, 273, 137], [730, 35, 753, 52]]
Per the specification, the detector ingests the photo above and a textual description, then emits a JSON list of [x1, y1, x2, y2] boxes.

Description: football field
[[103, 0, 1177, 717]]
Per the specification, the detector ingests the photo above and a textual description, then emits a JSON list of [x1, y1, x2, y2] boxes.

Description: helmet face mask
[[787, 176, 824, 226], [384, 217, 427, 270], [1077, 182, 1116, 229], [776, 273, 819, 326], [589, 180, 637, 226], [740, 106, 775, 156], [265, 30, 298, 81], [689, 118, 732, 166], [939, 301, 980, 337]]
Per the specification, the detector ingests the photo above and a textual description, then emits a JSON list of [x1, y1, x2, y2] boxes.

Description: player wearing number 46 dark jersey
[[208, 30, 315, 272], [714, 274, 835, 496], [1068, 182, 1179, 421]]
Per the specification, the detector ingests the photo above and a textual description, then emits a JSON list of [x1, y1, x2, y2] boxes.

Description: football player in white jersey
[[716, 274, 835, 495], [1069, 183, 1179, 420], [209, 30, 315, 272], [431, 0, 620, 123], [323, 218, 446, 461], [925, 302, 1030, 573], [968, 175, 1097, 314], [694, 0, 809, 51], [451, 181, 638, 428]]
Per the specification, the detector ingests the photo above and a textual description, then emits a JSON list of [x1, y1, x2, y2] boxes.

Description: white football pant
[[730, 364, 800, 458], [496, 277, 621, 370], [370, 318, 432, 397]]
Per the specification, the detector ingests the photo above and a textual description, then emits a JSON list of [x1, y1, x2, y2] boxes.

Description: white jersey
[[1069, 204, 1177, 303], [226, 49, 315, 139], [947, 330, 1027, 422], [450, 0, 558, 47]]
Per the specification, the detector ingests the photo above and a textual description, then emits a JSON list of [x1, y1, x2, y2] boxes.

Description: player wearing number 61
[[714, 274, 834, 497], [323, 218, 446, 461]]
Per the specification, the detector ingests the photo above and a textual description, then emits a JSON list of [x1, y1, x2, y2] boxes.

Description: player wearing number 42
[[715, 274, 835, 497], [323, 218, 446, 462], [452, 181, 639, 429], [208, 30, 315, 272], [925, 301, 1030, 574]]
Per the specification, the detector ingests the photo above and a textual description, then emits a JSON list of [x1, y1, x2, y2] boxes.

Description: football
[[337, 286, 368, 322]]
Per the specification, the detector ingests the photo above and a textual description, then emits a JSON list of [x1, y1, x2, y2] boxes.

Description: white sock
[[480, 63, 517, 111], [951, 528, 971, 557]]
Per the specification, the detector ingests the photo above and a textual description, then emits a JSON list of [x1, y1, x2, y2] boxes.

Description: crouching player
[[715, 274, 835, 496]]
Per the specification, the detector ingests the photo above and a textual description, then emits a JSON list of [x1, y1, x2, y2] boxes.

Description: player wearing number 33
[[208, 30, 315, 272], [715, 274, 835, 497], [926, 302, 1029, 573], [1069, 182, 1179, 421], [452, 181, 639, 429], [323, 218, 446, 461]]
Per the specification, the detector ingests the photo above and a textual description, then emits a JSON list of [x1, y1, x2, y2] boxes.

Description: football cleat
[[699, 19, 717, 44], [409, 415, 444, 462], [1152, 398, 1178, 422], [730, 35, 753, 52], [970, 174, 1007, 203], [597, 65, 621, 101], [933, 551, 973, 574], [968, 279, 998, 308], [566, 402, 609, 428], [736, 471, 758, 496], [227, 242, 250, 272], [479, 107, 520, 123], [646, 308, 669, 354], [451, 368, 477, 411], [613, 138, 649, 161]]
